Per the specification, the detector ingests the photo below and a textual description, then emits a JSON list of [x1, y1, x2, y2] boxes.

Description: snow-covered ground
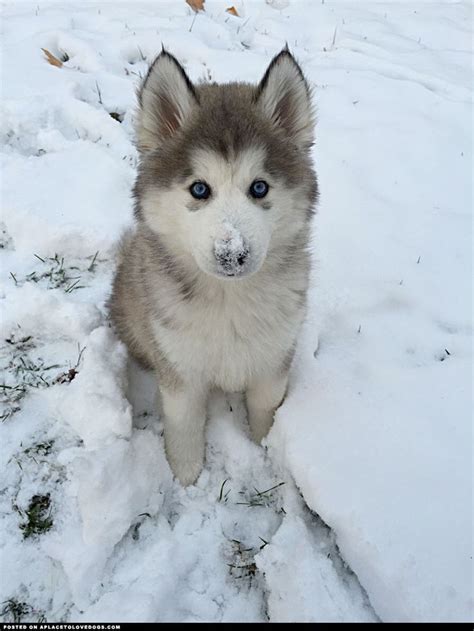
[[1, 0, 472, 623]]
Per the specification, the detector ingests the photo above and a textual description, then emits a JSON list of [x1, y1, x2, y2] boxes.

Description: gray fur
[[109, 49, 318, 485]]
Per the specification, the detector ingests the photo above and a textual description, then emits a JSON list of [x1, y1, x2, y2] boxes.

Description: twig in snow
[[236, 481, 285, 507], [189, 12, 198, 32], [254, 481, 285, 497], [64, 278, 85, 293], [218, 478, 230, 502], [95, 81, 103, 105], [87, 250, 99, 272]]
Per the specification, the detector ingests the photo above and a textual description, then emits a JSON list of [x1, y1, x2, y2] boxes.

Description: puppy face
[[135, 50, 317, 280]]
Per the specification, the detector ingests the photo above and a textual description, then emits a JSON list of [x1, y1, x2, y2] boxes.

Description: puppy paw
[[168, 453, 204, 487], [248, 411, 274, 444]]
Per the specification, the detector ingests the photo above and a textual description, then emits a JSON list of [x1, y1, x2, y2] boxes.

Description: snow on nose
[[214, 223, 249, 275]]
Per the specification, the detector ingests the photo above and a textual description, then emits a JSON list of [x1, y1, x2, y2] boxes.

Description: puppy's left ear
[[256, 49, 314, 150]]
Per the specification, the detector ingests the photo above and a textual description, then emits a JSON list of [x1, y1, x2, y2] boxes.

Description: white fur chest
[[151, 277, 303, 391]]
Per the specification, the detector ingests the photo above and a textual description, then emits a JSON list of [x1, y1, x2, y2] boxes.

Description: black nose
[[214, 241, 249, 274]]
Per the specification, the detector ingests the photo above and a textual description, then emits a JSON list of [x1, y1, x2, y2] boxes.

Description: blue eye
[[249, 180, 269, 199], [190, 181, 211, 200]]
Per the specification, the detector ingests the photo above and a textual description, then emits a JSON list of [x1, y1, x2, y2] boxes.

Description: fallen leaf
[[226, 6, 239, 16], [41, 48, 63, 68], [186, 0, 205, 12]]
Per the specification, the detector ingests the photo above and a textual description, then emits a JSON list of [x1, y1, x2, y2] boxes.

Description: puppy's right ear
[[135, 51, 198, 152]]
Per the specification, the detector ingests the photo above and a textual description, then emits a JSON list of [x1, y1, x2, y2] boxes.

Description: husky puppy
[[110, 48, 318, 485]]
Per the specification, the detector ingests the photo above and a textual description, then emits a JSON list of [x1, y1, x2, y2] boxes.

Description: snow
[[45, 429, 171, 608], [0, 0, 472, 624], [51, 326, 133, 449], [256, 514, 374, 622]]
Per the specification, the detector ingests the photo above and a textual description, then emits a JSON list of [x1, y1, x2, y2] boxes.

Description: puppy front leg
[[161, 384, 207, 486], [246, 372, 289, 443]]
